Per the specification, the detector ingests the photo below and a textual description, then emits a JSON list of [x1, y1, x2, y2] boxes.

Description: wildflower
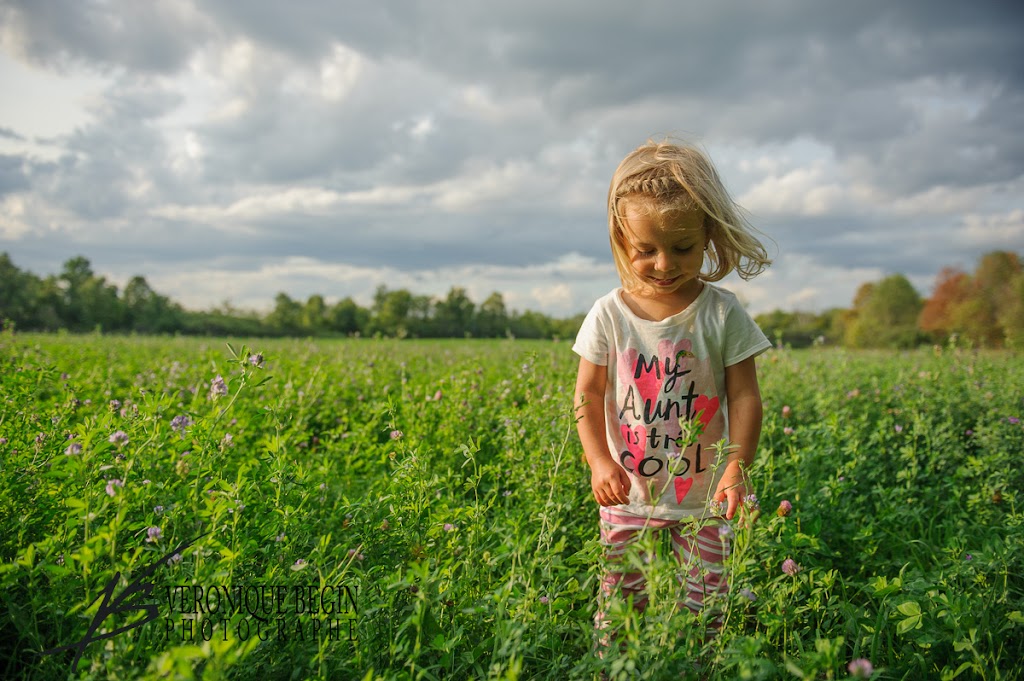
[[443, 523, 455, 532], [894, 424, 903, 433], [708, 499, 727, 516], [155, 505, 165, 514], [109, 430, 129, 447], [503, 489, 512, 497], [146, 526, 162, 543], [209, 375, 228, 399], [294, 558, 307, 567], [743, 494, 760, 511], [248, 352, 265, 368], [170, 415, 192, 437], [847, 658, 873, 678], [740, 588, 757, 602], [777, 499, 793, 517], [1009, 417, 1021, 425], [718, 524, 734, 540], [433, 389, 443, 401], [276, 533, 286, 542], [782, 558, 801, 576], [781, 405, 791, 418], [965, 554, 973, 562], [166, 553, 182, 566], [221, 433, 234, 447], [539, 595, 550, 604], [106, 479, 124, 496], [0, 437, 6, 445], [783, 427, 794, 436], [389, 430, 403, 440], [109, 399, 121, 411], [347, 549, 365, 561], [65, 442, 82, 456]]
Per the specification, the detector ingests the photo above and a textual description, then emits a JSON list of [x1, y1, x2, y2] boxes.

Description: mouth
[[650, 276, 680, 287]]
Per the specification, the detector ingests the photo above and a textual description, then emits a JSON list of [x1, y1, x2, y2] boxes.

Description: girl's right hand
[[590, 457, 632, 506]]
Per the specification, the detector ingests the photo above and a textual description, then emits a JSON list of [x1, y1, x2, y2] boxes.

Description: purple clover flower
[[782, 558, 801, 576], [248, 352, 265, 368], [740, 588, 757, 602], [718, 524, 734, 540], [777, 499, 793, 517], [65, 442, 82, 456], [209, 375, 228, 399], [170, 414, 192, 436], [109, 430, 129, 447], [743, 494, 760, 511], [848, 658, 874, 678], [105, 479, 124, 496], [443, 523, 455, 532], [1009, 417, 1020, 425], [708, 499, 727, 516], [146, 526, 162, 543], [389, 430, 403, 440], [539, 595, 550, 604]]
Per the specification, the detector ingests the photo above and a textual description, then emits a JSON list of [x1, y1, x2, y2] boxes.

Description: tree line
[[755, 250, 1023, 349], [0, 254, 584, 339], [1, 250, 1020, 348]]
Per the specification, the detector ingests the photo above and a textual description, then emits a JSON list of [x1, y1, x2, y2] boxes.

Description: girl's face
[[620, 200, 707, 304]]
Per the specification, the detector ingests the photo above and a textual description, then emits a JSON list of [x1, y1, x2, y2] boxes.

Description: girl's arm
[[575, 357, 631, 506], [714, 355, 763, 520]]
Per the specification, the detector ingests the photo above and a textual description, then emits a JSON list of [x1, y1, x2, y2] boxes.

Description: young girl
[[572, 139, 772, 654]]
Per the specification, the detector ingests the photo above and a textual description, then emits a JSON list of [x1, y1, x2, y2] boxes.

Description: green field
[[1, 332, 1022, 680]]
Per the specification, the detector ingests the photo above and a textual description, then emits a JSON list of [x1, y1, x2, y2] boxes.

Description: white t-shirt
[[572, 283, 772, 520]]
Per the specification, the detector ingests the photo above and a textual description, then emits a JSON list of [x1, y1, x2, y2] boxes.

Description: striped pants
[[595, 506, 730, 644]]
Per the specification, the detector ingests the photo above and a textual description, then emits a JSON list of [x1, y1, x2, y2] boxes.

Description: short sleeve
[[572, 298, 611, 366], [722, 298, 772, 366]]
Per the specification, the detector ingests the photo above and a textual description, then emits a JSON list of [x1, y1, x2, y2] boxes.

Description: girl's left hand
[[712, 460, 748, 520]]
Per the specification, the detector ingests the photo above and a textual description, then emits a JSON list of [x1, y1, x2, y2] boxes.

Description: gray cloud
[[1, 0, 1022, 315]]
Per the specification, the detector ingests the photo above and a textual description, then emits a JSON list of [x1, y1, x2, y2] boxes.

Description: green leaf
[[897, 601, 922, 617], [897, 614, 922, 634]]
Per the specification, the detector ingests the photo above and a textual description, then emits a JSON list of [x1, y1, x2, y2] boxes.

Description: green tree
[[845, 274, 923, 348], [327, 297, 368, 335], [0, 252, 43, 330], [477, 292, 509, 337], [432, 286, 476, 337], [267, 292, 303, 336], [123, 276, 180, 333], [301, 294, 328, 334]]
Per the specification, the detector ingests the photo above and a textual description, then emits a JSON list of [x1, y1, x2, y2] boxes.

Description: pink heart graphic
[[693, 395, 720, 428], [673, 477, 694, 503], [620, 423, 647, 461], [632, 356, 663, 405]]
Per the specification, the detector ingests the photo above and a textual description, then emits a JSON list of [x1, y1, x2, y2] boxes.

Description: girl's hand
[[590, 456, 631, 507], [713, 460, 748, 520]]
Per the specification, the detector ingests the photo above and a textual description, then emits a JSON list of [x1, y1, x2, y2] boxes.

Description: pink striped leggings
[[596, 507, 731, 644]]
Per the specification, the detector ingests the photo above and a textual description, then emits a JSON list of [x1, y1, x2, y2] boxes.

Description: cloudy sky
[[1, 1, 1022, 318]]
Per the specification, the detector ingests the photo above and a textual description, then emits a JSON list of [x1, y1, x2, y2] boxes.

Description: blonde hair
[[608, 139, 771, 294]]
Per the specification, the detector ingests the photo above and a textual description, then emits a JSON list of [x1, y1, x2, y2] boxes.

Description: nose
[[655, 251, 673, 272]]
